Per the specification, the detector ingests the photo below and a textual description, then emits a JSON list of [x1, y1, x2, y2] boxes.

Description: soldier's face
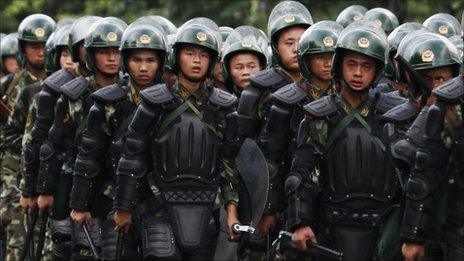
[[24, 42, 45, 69], [307, 52, 334, 81], [94, 47, 120, 75], [342, 51, 377, 91], [229, 52, 262, 89], [59, 48, 78, 73], [178, 44, 211, 82], [277, 26, 306, 72], [127, 49, 160, 88], [2, 56, 20, 74], [418, 66, 455, 89]]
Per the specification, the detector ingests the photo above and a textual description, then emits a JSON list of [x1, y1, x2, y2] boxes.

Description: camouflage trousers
[[0, 150, 53, 260]]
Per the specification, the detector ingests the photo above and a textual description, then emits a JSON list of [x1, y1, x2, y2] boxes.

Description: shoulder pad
[[208, 87, 237, 109], [382, 100, 420, 124], [303, 95, 338, 118], [375, 91, 407, 113], [43, 69, 74, 95], [140, 84, 174, 106], [249, 69, 291, 90], [432, 76, 464, 103], [1, 73, 14, 89], [272, 83, 308, 106], [60, 76, 90, 101], [370, 82, 393, 96], [91, 83, 127, 103]]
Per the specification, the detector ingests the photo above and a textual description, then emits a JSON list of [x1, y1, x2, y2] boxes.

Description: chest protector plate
[[152, 111, 220, 252], [321, 120, 397, 205]]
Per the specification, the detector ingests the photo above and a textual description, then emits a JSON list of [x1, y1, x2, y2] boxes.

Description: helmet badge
[[353, 14, 363, 21], [358, 37, 370, 48], [107, 32, 118, 42], [241, 41, 252, 48], [323, 36, 334, 47], [421, 50, 434, 62], [140, 34, 151, 44], [196, 32, 207, 42], [285, 15, 295, 23], [35, 27, 45, 38], [374, 19, 383, 27], [438, 25, 448, 35]]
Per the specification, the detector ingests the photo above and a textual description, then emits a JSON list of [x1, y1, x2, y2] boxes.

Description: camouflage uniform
[[0, 69, 42, 260]]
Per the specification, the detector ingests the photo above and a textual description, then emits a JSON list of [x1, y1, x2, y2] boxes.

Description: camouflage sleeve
[[21, 96, 39, 196], [1, 87, 28, 151]]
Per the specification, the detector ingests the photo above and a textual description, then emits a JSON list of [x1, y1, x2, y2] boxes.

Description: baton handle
[[82, 222, 100, 260]]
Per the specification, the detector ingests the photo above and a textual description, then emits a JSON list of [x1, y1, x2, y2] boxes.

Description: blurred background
[[1, 0, 463, 33]]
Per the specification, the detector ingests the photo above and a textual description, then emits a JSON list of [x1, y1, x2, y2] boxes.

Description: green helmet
[[268, 1, 313, 64], [18, 14, 56, 43], [385, 22, 426, 78], [120, 23, 167, 76], [396, 31, 460, 74], [17, 14, 56, 68], [219, 26, 234, 60], [69, 16, 102, 62], [172, 22, 219, 76], [298, 21, 343, 80], [363, 8, 399, 34], [53, 24, 72, 69], [221, 26, 268, 81], [44, 31, 57, 73], [84, 17, 127, 73], [423, 13, 462, 38], [449, 35, 463, 59], [180, 17, 222, 51], [332, 20, 387, 81], [1, 33, 19, 60], [1, 33, 19, 74], [336, 5, 368, 28]]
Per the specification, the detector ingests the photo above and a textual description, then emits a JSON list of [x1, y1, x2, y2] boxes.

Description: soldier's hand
[[402, 243, 425, 261], [70, 209, 92, 229], [19, 196, 29, 213], [37, 195, 54, 216], [114, 210, 133, 232], [258, 214, 276, 235], [292, 226, 317, 251], [20, 196, 38, 213], [226, 203, 241, 241]]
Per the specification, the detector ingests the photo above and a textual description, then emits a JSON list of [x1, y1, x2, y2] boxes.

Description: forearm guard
[[285, 172, 315, 231], [69, 103, 109, 211], [23, 140, 41, 197], [263, 160, 285, 215], [36, 95, 70, 195], [114, 101, 158, 213], [400, 144, 448, 243]]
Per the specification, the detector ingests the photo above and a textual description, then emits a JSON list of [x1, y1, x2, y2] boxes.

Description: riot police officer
[[113, 20, 238, 260], [287, 20, 407, 261]]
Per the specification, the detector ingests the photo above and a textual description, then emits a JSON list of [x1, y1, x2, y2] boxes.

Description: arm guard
[[114, 101, 159, 213], [259, 103, 293, 214], [286, 118, 320, 230], [400, 103, 449, 243], [36, 95, 70, 194], [69, 103, 110, 211], [24, 88, 60, 196]]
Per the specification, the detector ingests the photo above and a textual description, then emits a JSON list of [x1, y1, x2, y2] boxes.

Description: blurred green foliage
[[0, 0, 462, 34]]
